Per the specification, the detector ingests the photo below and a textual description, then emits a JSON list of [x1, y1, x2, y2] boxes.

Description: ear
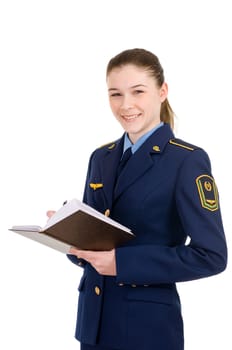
[[159, 82, 168, 102]]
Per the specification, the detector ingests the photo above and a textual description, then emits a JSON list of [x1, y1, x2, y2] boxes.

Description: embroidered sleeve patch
[[196, 175, 219, 211]]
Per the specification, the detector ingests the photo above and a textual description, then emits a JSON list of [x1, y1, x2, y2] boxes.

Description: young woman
[[66, 48, 227, 349]]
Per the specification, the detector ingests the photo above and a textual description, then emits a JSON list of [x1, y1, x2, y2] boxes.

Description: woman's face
[[107, 64, 168, 144]]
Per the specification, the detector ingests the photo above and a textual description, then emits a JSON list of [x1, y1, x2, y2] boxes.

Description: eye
[[110, 92, 122, 97], [134, 89, 144, 94]]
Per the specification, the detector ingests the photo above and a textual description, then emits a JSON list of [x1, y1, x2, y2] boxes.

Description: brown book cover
[[9, 199, 134, 253]]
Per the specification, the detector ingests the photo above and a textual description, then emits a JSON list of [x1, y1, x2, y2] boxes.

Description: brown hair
[[106, 48, 175, 129]]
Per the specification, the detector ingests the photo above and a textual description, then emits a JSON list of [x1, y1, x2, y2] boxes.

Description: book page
[[43, 198, 132, 234], [11, 225, 42, 232], [9, 228, 71, 253]]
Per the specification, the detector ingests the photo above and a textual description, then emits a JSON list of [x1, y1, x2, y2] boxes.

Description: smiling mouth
[[121, 113, 141, 121]]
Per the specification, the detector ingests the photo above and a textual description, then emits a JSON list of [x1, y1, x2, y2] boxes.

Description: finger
[[75, 250, 96, 262], [46, 210, 56, 219], [69, 247, 80, 255]]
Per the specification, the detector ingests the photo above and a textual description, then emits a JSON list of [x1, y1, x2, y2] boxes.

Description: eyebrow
[[108, 84, 147, 91]]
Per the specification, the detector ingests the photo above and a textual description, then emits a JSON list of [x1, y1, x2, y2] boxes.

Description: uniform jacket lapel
[[99, 124, 174, 207], [114, 124, 174, 201], [101, 136, 124, 208]]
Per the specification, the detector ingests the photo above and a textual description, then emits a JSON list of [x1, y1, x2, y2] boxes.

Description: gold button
[[131, 284, 137, 288], [104, 209, 110, 217], [153, 145, 160, 152], [95, 286, 101, 295], [118, 283, 124, 287], [78, 261, 83, 266]]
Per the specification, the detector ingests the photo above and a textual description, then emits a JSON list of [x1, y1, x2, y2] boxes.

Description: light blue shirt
[[123, 122, 164, 154]]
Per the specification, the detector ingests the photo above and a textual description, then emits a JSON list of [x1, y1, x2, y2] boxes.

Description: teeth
[[122, 114, 140, 120]]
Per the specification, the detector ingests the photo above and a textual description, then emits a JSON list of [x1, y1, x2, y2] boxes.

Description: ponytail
[[160, 99, 175, 130]]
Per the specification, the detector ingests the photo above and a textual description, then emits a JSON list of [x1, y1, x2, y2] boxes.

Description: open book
[[9, 199, 134, 253]]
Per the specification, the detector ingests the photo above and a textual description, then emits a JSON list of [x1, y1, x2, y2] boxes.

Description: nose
[[120, 94, 134, 110]]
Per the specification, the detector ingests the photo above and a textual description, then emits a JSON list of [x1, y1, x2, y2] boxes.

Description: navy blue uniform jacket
[[68, 124, 227, 350]]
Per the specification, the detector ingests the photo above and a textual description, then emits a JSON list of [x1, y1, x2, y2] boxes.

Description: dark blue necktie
[[116, 147, 132, 178]]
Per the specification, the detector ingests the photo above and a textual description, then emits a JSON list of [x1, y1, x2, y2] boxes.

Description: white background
[[0, 1, 231, 349]]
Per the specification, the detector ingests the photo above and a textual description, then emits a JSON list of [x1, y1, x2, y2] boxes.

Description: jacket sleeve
[[115, 149, 227, 285]]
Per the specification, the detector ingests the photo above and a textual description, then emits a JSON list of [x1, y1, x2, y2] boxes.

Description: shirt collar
[[123, 122, 164, 154]]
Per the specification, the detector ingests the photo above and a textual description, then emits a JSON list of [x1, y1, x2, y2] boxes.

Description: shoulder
[[168, 138, 201, 152], [89, 137, 121, 159], [97, 140, 119, 151], [168, 138, 213, 182], [167, 138, 210, 166]]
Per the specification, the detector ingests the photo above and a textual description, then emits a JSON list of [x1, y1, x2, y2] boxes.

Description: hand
[[69, 247, 117, 276], [46, 210, 56, 219]]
